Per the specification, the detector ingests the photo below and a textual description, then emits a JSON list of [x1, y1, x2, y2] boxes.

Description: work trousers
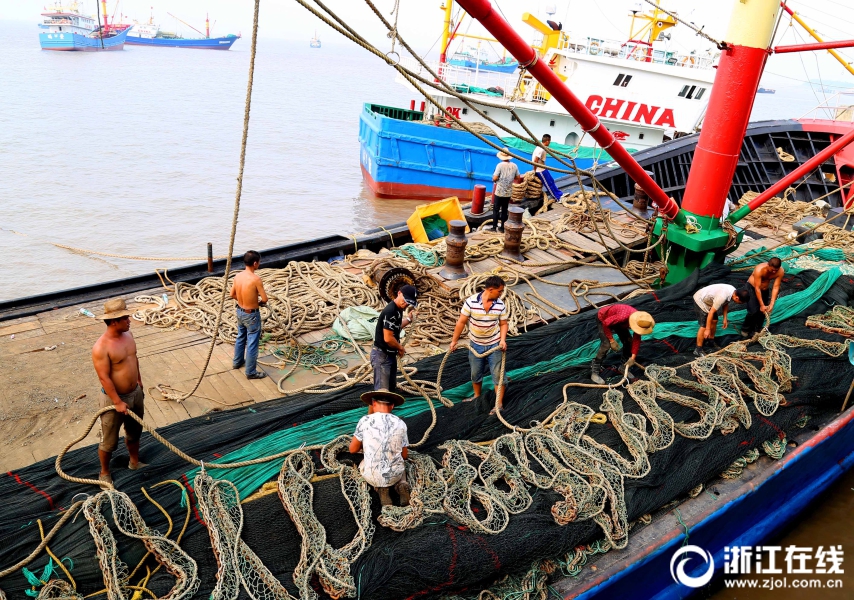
[[234, 307, 262, 376], [742, 287, 772, 335], [492, 195, 510, 229], [592, 320, 632, 372]]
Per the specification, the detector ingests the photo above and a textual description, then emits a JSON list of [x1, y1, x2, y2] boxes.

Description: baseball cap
[[399, 285, 418, 308]]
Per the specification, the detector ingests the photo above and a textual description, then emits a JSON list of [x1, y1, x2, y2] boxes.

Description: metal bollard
[[439, 220, 469, 280], [207, 243, 213, 272], [470, 185, 487, 215], [633, 169, 656, 211], [500, 206, 525, 262]]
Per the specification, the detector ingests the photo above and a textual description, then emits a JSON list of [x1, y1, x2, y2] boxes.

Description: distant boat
[[310, 31, 321, 48], [448, 49, 518, 73], [758, 87, 776, 94], [38, 4, 129, 51], [125, 11, 240, 50]]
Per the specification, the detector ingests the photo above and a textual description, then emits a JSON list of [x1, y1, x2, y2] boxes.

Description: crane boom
[[166, 12, 206, 37]]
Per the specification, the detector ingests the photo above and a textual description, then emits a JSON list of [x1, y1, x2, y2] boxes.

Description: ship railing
[[800, 89, 854, 122], [556, 35, 717, 70], [396, 56, 518, 101]]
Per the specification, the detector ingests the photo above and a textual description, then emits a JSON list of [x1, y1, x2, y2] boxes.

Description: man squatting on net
[[92, 298, 146, 486], [370, 285, 418, 411], [590, 304, 655, 385], [692, 284, 749, 357], [740, 257, 785, 338], [449, 275, 509, 415], [349, 390, 411, 507]]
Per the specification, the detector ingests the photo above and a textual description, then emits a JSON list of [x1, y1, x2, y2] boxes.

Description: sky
[[9, 0, 854, 87]]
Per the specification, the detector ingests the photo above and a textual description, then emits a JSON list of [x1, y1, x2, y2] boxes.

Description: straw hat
[[102, 298, 133, 321], [360, 389, 405, 407], [629, 311, 655, 335], [496, 148, 512, 161]]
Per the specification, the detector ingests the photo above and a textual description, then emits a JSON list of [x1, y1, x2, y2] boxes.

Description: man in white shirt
[[532, 134, 549, 173], [491, 148, 520, 232], [693, 284, 749, 357], [349, 390, 411, 507]]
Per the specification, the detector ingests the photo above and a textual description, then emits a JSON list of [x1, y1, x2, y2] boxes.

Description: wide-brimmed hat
[[102, 298, 133, 321], [361, 389, 405, 407], [496, 148, 512, 161], [629, 311, 655, 335]]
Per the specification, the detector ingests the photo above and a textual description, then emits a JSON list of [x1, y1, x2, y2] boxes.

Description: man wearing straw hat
[[590, 304, 655, 385], [91, 298, 146, 485], [491, 147, 519, 232], [349, 390, 411, 507]]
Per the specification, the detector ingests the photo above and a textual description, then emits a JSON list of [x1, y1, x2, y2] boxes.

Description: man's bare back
[[231, 269, 268, 310]]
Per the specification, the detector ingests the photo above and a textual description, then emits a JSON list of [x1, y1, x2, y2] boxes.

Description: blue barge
[[359, 103, 625, 200]]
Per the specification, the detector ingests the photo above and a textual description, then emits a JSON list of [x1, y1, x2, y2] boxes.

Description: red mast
[[206, 13, 210, 39]]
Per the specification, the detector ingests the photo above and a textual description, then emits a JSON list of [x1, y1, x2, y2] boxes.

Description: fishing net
[[1, 264, 853, 599]]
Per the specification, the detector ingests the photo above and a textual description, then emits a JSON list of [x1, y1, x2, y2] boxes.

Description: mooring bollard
[[501, 206, 525, 262], [439, 220, 469, 280], [470, 185, 487, 216], [207, 243, 213, 272]]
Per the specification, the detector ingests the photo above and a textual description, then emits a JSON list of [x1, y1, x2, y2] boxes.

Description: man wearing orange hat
[[91, 298, 146, 485], [590, 304, 655, 384], [349, 390, 411, 507]]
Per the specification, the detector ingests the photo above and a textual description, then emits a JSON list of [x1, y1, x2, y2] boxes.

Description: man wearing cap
[[371, 285, 418, 401], [590, 304, 655, 385], [91, 298, 145, 485], [349, 390, 411, 507], [492, 147, 520, 232], [449, 275, 509, 414]]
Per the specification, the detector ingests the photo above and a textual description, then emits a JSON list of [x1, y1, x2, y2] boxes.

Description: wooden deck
[[0, 205, 795, 475]]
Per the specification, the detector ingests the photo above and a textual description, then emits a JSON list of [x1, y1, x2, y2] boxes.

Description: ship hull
[[39, 28, 128, 51], [125, 34, 238, 49], [447, 57, 518, 73], [358, 104, 605, 201], [559, 405, 854, 598]]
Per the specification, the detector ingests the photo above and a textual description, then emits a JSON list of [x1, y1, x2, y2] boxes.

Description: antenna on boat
[[206, 12, 210, 39]]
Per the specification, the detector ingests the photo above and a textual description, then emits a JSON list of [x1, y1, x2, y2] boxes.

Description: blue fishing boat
[[38, 5, 129, 51], [361, 2, 715, 199], [447, 51, 518, 73], [125, 12, 239, 50], [358, 103, 627, 200]]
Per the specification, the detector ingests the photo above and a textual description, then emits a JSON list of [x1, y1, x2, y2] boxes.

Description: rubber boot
[[395, 480, 411, 507], [590, 360, 605, 385], [377, 486, 393, 507]]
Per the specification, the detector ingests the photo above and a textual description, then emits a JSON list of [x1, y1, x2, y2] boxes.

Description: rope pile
[[133, 262, 382, 343], [419, 117, 497, 137], [736, 190, 822, 230]]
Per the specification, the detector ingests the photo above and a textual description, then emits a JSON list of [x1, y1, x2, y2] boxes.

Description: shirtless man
[[230, 250, 269, 379], [741, 257, 785, 337], [92, 298, 145, 485]]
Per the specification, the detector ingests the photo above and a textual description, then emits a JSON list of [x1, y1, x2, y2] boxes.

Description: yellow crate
[[406, 197, 469, 244]]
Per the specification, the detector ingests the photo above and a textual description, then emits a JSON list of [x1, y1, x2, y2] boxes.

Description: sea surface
[[0, 20, 832, 300]]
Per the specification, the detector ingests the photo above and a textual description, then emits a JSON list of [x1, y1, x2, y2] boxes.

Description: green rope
[[390, 243, 444, 267], [674, 508, 690, 547], [762, 436, 788, 460]]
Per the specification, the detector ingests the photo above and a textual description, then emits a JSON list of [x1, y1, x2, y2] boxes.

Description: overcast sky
[[10, 0, 854, 86]]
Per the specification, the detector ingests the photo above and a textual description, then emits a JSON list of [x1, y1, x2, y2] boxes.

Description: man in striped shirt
[[590, 303, 655, 384], [449, 275, 509, 414]]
